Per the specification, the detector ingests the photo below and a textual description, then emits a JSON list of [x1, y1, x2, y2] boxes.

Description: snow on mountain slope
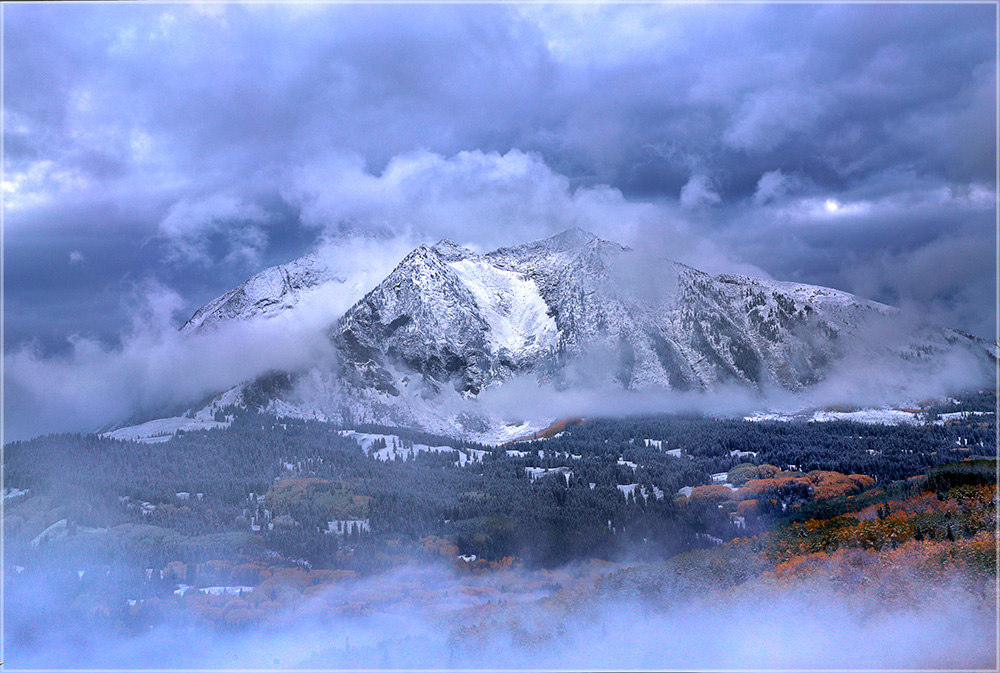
[[337, 430, 488, 464], [181, 253, 343, 333], [102, 407, 231, 443], [179, 234, 412, 334], [334, 239, 563, 398], [446, 255, 556, 356], [308, 229, 991, 436], [483, 229, 890, 391]]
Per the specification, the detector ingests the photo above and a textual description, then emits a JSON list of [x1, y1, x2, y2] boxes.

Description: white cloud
[[679, 174, 721, 210], [286, 148, 649, 249], [753, 169, 801, 205], [68, 250, 85, 265], [517, 4, 689, 67], [843, 230, 997, 340], [158, 194, 270, 267], [10, 560, 995, 669], [2, 159, 92, 212], [284, 149, 768, 281]]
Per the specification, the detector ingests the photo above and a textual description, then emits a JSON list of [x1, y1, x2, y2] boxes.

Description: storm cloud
[[4, 3, 996, 434]]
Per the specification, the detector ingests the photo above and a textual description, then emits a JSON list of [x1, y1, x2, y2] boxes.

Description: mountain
[[172, 229, 994, 440], [180, 253, 343, 333]]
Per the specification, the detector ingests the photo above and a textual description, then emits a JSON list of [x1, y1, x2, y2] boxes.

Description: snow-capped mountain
[[181, 252, 342, 333], [170, 229, 994, 440], [334, 228, 898, 397]]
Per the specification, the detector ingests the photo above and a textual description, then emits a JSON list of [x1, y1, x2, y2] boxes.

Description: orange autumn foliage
[[766, 531, 996, 589], [807, 470, 874, 501], [689, 484, 736, 502], [773, 550, 832, 578], [418, 535, 460, 558], [488, 556, 518, 571], [736, 499, 759, 517], [507, 418, 585, 443], [163, 561, 187, 581], [812, 480, 861, 501], [848, 474, 876, 490], [727, 463, 781, 486], [736, 469, 876, 505], [738, 476, 810, 500]]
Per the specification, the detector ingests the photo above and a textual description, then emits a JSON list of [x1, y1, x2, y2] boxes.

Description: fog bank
[[7, 563, 995, 670]]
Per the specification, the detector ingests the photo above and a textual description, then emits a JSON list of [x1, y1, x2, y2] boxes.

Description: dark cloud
[[4, 3, 995, 354]]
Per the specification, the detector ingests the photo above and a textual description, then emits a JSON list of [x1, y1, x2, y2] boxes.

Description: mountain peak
[[174, 227, 994, 441], [430, 238, 473, 261], [486, 227, 605, 266], [180, 252, 338, 333], [545, 227, 598, 248]]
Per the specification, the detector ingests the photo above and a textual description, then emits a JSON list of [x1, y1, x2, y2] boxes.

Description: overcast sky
[[6, 2, 997, 357]]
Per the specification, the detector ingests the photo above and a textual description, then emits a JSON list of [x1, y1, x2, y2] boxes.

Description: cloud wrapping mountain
[[175, 230, 994, 441]]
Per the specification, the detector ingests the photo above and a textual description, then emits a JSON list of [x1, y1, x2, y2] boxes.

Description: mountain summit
[[180, 252, 342, 333], [176, 230, 995, 439]]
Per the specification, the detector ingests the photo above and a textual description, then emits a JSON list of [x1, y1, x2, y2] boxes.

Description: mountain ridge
[[180, 252, 344, 333], [169, 229, 994, 441]]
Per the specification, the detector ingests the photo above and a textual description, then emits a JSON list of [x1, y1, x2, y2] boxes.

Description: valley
[[5, 391, 996, 667]]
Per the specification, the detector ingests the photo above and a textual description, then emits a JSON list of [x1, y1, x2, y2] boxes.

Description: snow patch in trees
[[340, 431, 464, 463], [526, 466, 572, 485]]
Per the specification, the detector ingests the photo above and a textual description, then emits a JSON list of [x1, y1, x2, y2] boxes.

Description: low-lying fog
[[8, 562, 995, 669]]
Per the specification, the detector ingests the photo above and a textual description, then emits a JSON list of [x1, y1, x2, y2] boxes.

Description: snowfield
[[809, 409, 925, 425], [103, 411, 231, 443], [339, 430, 487, 465], [744, 407, 926, 425], [446, 257, 557, 357]]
